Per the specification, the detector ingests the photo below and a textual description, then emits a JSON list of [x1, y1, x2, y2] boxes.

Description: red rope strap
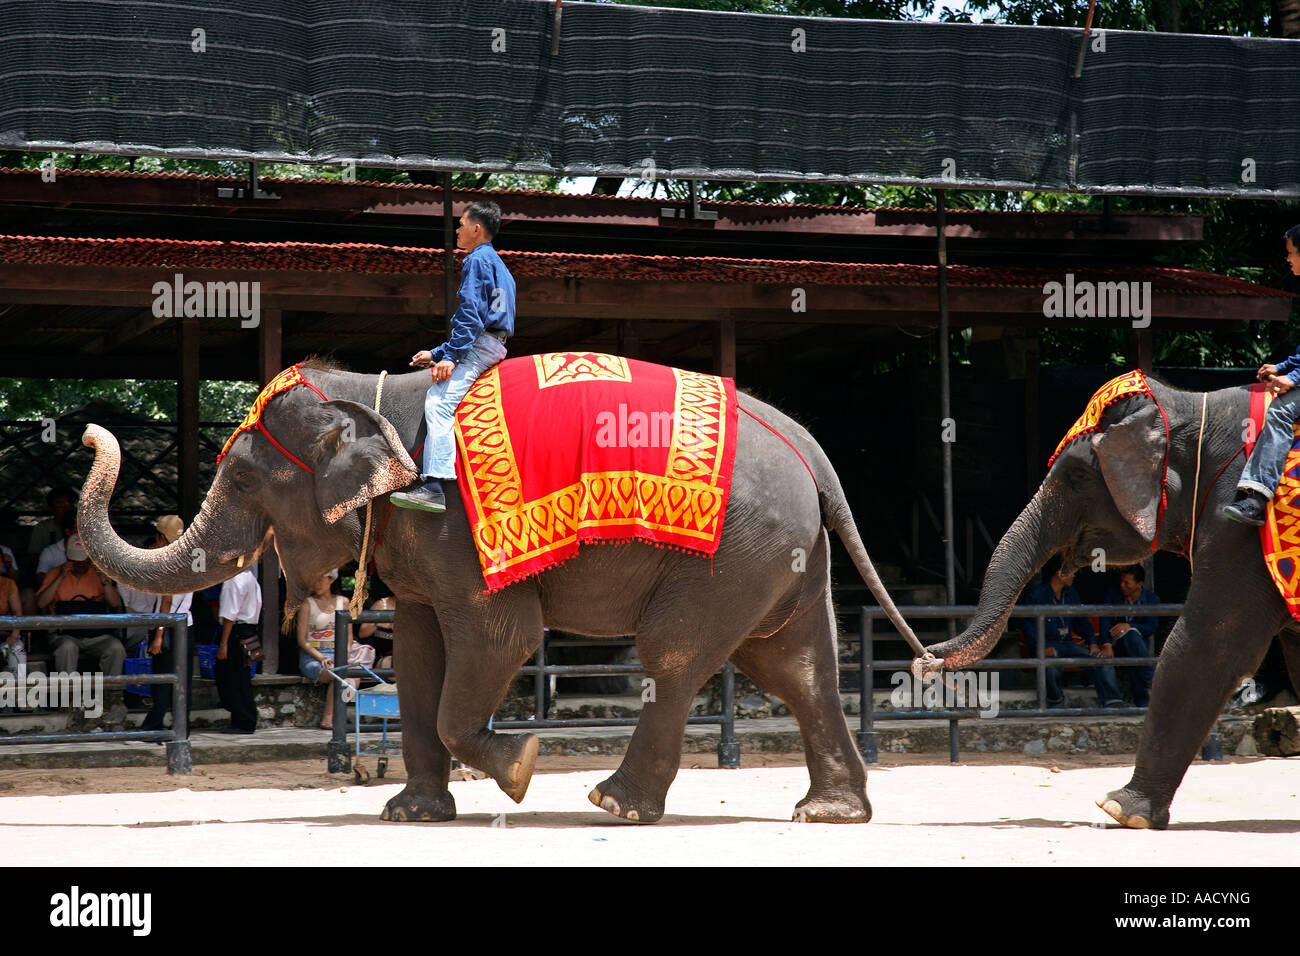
[[740, 406, 818, 493]]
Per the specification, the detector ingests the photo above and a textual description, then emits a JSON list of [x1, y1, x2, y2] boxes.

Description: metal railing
[[0, 612, 191, 773], [856, 603, 1184, 764], [325, 609, 740, 775]]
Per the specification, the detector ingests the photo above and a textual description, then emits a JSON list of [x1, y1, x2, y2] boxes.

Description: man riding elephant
[[392, 200, 515, 515]]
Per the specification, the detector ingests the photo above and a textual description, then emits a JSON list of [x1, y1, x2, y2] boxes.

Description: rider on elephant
[[392, 200, 516, 514], [1223, 223, 1300, 526]]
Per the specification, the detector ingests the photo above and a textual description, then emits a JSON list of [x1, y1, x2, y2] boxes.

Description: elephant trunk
[[76, 424, 268, 594], [919, 483, 1069, 672]]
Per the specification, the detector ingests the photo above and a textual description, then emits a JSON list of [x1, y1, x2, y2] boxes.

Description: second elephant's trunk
[[922, 485, 1068, 671]]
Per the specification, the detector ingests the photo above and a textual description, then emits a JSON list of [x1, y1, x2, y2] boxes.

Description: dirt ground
[[2, 752, 1296, 865]]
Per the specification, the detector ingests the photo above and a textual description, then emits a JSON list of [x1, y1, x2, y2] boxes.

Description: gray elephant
[[917, 373, 1300, 829], [77, 357, 920, 824]]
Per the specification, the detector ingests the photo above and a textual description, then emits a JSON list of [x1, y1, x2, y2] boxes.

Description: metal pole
[[327, 609, 351, 773], [717, 662, 740, 768], [443, 172, 456, 338], [948, 720, 960, 763], [857, 608, 878, 763], [1036, 614, 1047, 709], [533, 632, 546, 720], [166, 619, 191, 775], [937, 190, 956, 638]]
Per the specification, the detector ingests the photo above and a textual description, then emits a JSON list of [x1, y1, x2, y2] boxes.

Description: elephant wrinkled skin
[[920, 377, 1300, 830], [77, 360, 920, 825]]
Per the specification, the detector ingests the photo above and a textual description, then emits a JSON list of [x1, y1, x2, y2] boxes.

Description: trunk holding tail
[[921, 490, 1060, 671], [76, 424, 268, 595]]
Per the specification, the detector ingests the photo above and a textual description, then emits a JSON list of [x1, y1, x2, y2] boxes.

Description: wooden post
[[713, 319, 736, 378], [617, 320, 640, 359], [258, 308, 282, 673], [176, 316, 200, 525], [1130, 328, 1153, 372]]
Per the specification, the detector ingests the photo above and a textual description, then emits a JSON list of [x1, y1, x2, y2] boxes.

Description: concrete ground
[[2, 752, 1295, 866]]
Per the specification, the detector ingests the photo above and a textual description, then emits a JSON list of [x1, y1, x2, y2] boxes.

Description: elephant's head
[[78, 386, 418, 627], [919, 384, 1192, 673]]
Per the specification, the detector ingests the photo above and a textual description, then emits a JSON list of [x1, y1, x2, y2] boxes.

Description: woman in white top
[[296, 569, 374, 729]]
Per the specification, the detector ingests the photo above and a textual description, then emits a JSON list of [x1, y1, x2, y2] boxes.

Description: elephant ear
[[306, 400, 419, 525], [1090, 403, 1166, 543]]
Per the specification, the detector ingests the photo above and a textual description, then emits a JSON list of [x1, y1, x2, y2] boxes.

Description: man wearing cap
[[36, 532, 128, 724]]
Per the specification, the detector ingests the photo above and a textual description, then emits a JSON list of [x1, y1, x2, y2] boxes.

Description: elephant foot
[[1096, 787, 1169, 830], [494, 733, 539, 804], [588, 776, 663, 824], [380, 786, 457, 823], [793, 791, 872, 824]]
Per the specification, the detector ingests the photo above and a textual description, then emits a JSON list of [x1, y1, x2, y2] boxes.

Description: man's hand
[[432, 360, 456, 382], [216, 642, 228, 661], [148, 633, 164, 656], [1097, 643, 1115, 659], [1258, 363, 1279, 382], [6, 632, 19, 646], [1044, 647, 1057, 658], [1109, 622, 1127, 639], [409, 350, 434, 369], [1269, 374, 1294, 395]]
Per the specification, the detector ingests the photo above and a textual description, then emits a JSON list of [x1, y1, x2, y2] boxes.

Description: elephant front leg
[[1099, 599, 1282, 830], [436, 602, 545, 804], [381, 603, 456, 823]]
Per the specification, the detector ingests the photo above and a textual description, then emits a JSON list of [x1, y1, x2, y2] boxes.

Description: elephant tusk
[[237, 554, 245, 569]]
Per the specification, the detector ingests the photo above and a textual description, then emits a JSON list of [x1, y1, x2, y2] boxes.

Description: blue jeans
[[1110, 627, 1154, 707], [1238, 388, 1300, 497], [1045, 641, 1123, 706], [421, 331, 508, 479]]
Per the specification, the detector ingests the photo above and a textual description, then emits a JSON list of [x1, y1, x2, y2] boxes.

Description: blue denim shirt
[[1099, 586, 1160, 641], [1273, 347, 1300, 385], [431, 242, 516, 365], [1019, 581, 1097, 646]]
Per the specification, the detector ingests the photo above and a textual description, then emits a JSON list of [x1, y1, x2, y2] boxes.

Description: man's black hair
[[47, 485, 76, 505], [59, 510, 77, 534], [465, 200, 502, 238], [1041, 553, 1063, 582], [1285, 224, 1300, 247], [1118, 564, 1145, 584]]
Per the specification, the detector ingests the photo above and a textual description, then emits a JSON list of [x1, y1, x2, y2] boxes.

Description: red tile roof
[[0, 234, 1288, 297], [0, 167, 1197, 217]]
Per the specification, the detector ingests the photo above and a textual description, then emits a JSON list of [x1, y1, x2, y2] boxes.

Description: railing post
[[327, 609, 351, 773], [166, 618, 191, 775], [717, 661, 740, 768], [1036, 614, 1047, 711], [534, 632, 547, 720], [857, 608, 878, 764]]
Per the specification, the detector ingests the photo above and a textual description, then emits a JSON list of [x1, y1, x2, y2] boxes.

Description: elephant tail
[[809, 473, 925, 656]]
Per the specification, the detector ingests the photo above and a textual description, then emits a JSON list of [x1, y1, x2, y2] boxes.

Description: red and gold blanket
[[1048, 369, 1154, 466], [454, 352, 739, 592], [1253, 384, 1300, 621]]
